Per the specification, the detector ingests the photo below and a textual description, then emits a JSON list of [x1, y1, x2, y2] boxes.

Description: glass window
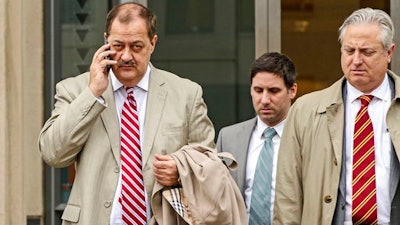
[[149, 0, 255, 133], [281, 0, 390, 97], [60, 0, 108, 78], [44, 0, 110, 224], [166, 0, 214, 34]]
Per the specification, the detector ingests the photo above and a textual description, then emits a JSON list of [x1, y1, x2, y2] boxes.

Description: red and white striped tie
[[352, 95, 377, 225], [120, 87, 146, 225]]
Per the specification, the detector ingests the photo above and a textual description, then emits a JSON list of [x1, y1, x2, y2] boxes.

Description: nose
[[120, 47, 133, 62], [261, 91, 271, 104], [353, 52, 363, 65]]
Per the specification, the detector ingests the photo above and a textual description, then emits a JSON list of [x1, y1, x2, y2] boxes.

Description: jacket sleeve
[[38, 79, 106, 168], [187, 84, 215, 149]]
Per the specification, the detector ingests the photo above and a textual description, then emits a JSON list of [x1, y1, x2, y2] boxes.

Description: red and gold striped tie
[[352, 95, 377, 225], [120, 87, 146, 225]]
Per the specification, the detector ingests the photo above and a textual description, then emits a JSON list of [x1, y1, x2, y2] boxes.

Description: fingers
[[153, 154, 180, 186], [92, 44, 116, 70], [153, 154, 175, 171], [154, 154, 173, 162], [88, 44, 116, 97], [153, 171, 179, 186]]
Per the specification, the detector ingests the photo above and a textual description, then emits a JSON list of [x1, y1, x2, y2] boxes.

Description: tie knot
[[263, 127, 277, 140], [359, 95, 373, 107], [125, 87, 137, 107], [126, 87, 134, 95]]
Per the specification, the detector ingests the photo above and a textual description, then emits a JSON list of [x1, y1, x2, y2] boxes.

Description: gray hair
[[338, 8, 394, 51]]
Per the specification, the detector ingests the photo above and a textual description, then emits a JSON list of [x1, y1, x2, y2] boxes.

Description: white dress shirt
[[244, 117, 284, 222], [344, 74, 391, 225], [109, 65, 150, 225]]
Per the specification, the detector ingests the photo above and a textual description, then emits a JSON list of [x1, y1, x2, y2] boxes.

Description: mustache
[[118, 61, 137, 67]]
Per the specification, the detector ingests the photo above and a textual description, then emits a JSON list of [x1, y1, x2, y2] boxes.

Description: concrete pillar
[[0, 0, 44, 224], [255, 0, 281, 58]]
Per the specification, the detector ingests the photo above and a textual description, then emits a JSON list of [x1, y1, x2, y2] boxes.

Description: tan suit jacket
[[38, 64, 215, 224]]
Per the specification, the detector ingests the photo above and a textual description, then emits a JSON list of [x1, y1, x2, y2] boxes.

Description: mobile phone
[[104, 39, 111, 72]]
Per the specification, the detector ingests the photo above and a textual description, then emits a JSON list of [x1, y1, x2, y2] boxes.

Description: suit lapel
[[142, 70, 167, 168], [324, 83, 345, 197], [236, 118, 256, 192], [100, 81, 121, 166], [326, 103, 344, 171]]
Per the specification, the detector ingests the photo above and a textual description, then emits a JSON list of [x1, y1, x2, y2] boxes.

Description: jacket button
[[333, 158, 338, 166], [114, 167, 120, 173], [104, 201, 111, 208], [324, 195, 332, 203]]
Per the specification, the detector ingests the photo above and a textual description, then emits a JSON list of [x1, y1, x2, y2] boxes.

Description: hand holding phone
[[89, 40, 113, 97]]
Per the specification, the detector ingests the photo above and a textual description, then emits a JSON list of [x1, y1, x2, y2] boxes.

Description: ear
[[387, 44, 395, 63], [289, 83, 298, 100], [150, 35, 158, 53]]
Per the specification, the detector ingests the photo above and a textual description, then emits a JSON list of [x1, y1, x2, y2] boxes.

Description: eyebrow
[[342, 43, 379, 49], [111, 40, 144, 44]]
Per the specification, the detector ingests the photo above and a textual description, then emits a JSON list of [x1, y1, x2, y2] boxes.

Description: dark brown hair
[[105, 2, 157, 40], [250, 52, 297, 89]]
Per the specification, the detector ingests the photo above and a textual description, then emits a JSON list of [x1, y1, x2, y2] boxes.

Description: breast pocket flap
[[61, 204, 81, 223]]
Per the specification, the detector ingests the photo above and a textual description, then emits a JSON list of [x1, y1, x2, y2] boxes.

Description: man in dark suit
[[274, 8, 400, 225], [216, 52, 298, 224], [38, 2, 215, 225]]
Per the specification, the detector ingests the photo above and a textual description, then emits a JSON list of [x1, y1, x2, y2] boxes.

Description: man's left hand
[[153, 154, 180, 186]]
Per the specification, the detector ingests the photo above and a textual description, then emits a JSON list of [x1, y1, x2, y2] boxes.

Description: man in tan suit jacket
[[38, 2, 215, 225]]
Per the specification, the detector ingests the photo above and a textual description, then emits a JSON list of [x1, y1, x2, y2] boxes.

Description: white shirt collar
[[255, 116, 285, 139]]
